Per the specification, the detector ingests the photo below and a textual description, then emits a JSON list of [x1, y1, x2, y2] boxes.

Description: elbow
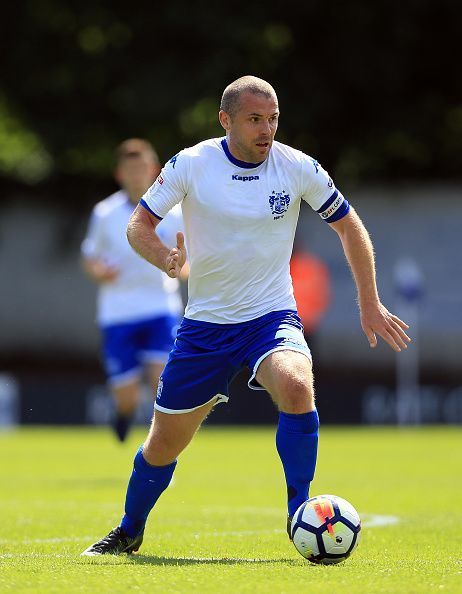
[[126, 215, 137, 249], [126, 222, 133, 247]]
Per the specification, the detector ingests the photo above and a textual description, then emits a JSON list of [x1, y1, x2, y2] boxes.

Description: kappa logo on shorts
[[156, 377, 163, 400], [269, 191, 290, 220]]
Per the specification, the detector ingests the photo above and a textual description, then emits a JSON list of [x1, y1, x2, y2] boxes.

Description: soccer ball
[[290, 494, 361, 564]]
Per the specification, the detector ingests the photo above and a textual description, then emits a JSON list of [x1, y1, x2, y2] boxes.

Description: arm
[[81, 257, 119, 284], [329, 208, 411, 352], [81, 208, 119, 284], [127, 204, 187, 279]]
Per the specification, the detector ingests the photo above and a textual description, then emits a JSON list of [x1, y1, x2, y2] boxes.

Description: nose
[[260, 119, 272, 136]]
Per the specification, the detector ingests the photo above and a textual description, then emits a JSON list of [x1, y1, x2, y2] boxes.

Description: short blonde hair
[[220, 76, 277, 118]]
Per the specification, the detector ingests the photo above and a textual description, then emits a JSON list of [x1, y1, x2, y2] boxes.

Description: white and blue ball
[[290, 494, 361, 564]]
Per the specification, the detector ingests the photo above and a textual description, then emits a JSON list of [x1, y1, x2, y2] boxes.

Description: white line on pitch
[[0, 514, 399, 546]]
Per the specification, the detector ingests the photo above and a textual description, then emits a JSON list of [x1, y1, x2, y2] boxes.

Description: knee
[[278, 376, 315, 414], [143, 426, 177, 464]]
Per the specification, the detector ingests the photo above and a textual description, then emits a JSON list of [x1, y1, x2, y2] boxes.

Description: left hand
[[165, 232, 187, 278], [360, 301, 411, 352]]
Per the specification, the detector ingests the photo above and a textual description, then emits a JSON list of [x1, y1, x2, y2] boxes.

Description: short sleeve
[[81, 209, 105, 259], [300, 154, 350, 223], [140, 151, 189, 219]]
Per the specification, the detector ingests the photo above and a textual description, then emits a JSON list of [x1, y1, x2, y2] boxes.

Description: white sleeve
[[300, 154, 350, 223], [140, 150, 189, 219], [81, 208, 105, 259]]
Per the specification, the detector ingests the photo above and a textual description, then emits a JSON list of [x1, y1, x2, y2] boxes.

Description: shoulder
[[160, 138, 223, 179], [170, 138, 223, 163], [92, 190, 128, 218], [271, 141, 318, 172]]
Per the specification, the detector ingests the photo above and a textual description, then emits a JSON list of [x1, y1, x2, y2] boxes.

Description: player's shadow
[[131, 555, 299, 566]]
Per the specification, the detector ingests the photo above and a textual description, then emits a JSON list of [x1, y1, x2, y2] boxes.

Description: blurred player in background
[[81, 139, 184, 442], [82, 77, 410, 555], [290, 241, 331, 351]]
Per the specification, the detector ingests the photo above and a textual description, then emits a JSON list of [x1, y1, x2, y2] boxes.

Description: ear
[[219, 110, 231, 131]]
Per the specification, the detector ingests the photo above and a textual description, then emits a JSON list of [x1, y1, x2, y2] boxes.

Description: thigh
[[256, 350, 315, 413], [243, 310, 312, 391]]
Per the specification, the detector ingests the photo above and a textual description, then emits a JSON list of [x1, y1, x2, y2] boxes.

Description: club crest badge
[[269, 191, 290, 219]]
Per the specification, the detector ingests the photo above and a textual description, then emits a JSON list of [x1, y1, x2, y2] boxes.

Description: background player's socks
[[113, 412, 133, 442], [276, 409, 319, 517], [120, 446, 177, 537]]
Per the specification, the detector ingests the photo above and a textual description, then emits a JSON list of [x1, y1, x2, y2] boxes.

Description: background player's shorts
[[154, 309, 311, 414], [101, 314, 179, 386]]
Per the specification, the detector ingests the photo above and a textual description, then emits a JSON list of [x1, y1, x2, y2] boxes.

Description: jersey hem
[[140, 198, 163, 220]]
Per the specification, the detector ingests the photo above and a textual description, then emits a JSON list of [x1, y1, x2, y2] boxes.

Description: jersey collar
[[220, 138, 264, 169]]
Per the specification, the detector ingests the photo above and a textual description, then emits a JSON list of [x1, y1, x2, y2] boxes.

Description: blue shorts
[[154, 309, 311, 414], [101, 315, 179, 386]]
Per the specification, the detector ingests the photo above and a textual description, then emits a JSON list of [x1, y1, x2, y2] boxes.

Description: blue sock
[[276, 409, 319, 517], [120, 446, 177, 537]]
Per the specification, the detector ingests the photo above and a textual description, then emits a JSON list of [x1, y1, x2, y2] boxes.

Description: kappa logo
[[169, 154, 179, 168], [269, 190, 290, 219], [231, 174, 259, 181], [311, 158, 319, 174]]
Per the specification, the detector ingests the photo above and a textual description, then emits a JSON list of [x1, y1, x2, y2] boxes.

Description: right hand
[[165, 232, 187, 278], [90, 261, 119, 284]]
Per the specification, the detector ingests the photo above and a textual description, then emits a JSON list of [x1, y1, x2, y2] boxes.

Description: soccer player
[[81, 139, 184, 442], [82, 77, 410, 555]]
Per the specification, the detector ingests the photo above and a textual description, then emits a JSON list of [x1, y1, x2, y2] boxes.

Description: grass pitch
[[0, 425, 461, 594]]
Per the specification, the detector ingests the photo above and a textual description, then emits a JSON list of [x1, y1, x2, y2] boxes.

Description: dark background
[[1, 0, 460, 200]]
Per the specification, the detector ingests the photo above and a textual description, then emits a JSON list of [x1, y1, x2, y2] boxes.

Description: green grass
[[0, 426, 461, 593]]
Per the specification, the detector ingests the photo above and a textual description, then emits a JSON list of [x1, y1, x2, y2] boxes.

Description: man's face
[[220, 91, 279, 163], [116, 144, 160, 198]]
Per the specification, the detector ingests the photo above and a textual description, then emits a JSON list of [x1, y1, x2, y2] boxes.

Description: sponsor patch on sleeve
[[317, 190, 350, 223]]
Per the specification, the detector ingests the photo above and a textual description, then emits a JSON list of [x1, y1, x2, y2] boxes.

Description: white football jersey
[[141, 138, 349, 324], [81, 190, 184, 326]]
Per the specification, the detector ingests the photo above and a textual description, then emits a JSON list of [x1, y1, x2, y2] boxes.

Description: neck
[[222, 137, 264, 169], [227, 137, 259, 164]]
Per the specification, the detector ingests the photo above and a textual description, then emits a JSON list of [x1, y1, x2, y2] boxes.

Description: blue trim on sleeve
[[220, 138, 264, 169], [140, 199, 163, 220], [316, 190, 339, 213], [316, 190, 350, 223], [325, 200, 350, 222]]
